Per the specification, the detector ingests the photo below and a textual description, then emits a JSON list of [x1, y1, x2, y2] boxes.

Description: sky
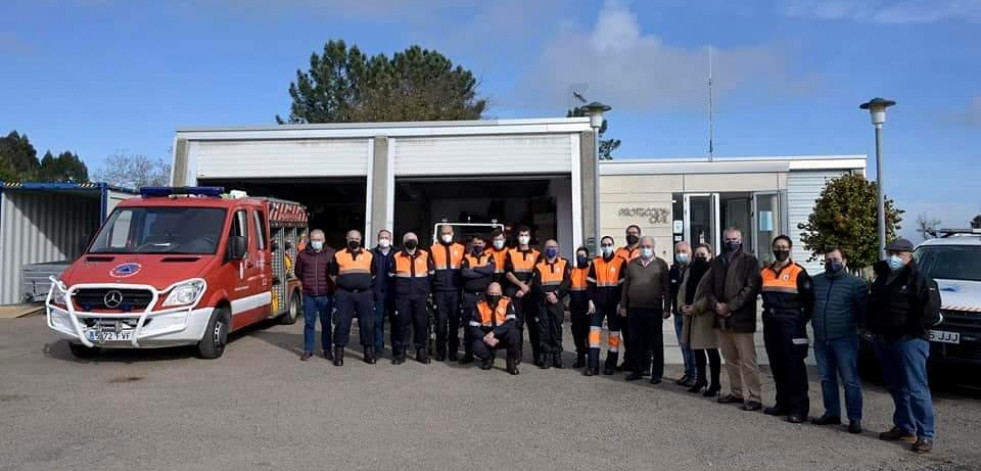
[[2, 0, 979, 239]]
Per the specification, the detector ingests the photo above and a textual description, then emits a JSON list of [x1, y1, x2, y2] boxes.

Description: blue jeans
[[674, 313, 696, 377], [874, 337, 935, 440], [814, 336, 863, 421], [374, 297, 395, 353], [303, 294, 333, 353]]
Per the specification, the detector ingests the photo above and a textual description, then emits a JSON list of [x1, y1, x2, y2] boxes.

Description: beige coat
[[679, 266, 718, 350]]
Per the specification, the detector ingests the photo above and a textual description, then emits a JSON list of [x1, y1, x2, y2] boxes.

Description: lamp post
[[859, 97, 896, 260], [580, 101, 612, 254]]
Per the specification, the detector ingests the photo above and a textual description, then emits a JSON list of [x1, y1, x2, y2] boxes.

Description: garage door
[[392, 134, 575, 176], [194, 139, 370, 179], [787, 169, 851, 274]]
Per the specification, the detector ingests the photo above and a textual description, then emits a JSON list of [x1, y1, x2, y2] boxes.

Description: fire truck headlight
[[162, 280, 206, 307], [52, 283, 68, 306]]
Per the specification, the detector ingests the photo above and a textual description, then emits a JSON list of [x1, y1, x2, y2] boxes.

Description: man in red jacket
[[293, 229, 336, 361]]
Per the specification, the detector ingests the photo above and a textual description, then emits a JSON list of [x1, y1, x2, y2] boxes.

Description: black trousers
[[395, 296, 428, 352], [461, 291, 482, 356], [694, 348, 721, 387], [471, 327, 521, 362], [434, 290, 461, 356], [333, 289, 374, 348], [511, 292, 540, 359], [763, 315, 810, 416], [569, 303, 590, 356], [627, 308, 664, 378], [537, 299, 565, 355]]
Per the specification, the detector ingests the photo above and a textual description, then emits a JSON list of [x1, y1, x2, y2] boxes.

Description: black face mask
[[773, 250, 790, 262], [404, 240, 418, 250], [693, 256, 708, 267], [347, 240, 360, 251], [576, 256, 589, 268], [725, 241, 742, 253], [487, 295, 502, 306], [626, 235, 640, 246], [825, 261, 844, 273]]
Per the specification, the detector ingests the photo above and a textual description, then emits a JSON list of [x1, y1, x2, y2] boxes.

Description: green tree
[[278, 40, 487, 124], [37, 151, 89, 183], [798, 174, 904, 269], [566, 107, 620, 160], [0, 131, 40, 179]]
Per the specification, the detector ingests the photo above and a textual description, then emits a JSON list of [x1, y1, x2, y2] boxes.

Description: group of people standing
[[293, 223, 942, 454]]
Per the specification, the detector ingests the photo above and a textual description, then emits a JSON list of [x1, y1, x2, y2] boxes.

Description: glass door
[[684, 193, 720, 253], [752, 192, 780, 264]]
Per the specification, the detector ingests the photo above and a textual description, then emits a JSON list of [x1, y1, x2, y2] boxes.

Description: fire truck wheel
[[197, 307, 230, 359], [280, 292, 301, 325], [68, 342, 101, 359]]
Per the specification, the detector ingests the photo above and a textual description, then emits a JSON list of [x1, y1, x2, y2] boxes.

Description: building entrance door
[[683, 193, 720, 253]]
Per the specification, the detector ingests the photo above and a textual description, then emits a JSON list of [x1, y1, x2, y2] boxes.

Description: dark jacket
[[867, 260, 941, 340], [760, 262, 814, 322], [622, 257, 671, 312], [700, 249, 762, 333], [461, 252, 496, 293], [390, 249, 433, 300], [811, 269, 868, 341], [372, 246, 396, 302], [669, 263, 684, 314], [431, 242, 465, 292], [294, 246, 335, 296]]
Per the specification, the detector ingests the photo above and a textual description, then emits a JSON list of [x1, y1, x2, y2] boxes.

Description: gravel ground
[[1, 317, 979, 471]]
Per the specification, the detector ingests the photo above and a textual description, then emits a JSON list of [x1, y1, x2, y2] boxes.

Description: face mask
[[487, 295, 502, 306], [773, 250, 790, 262], [493, 240, 505, 250], [626, 234, 640, 246], [675, 253, 690, 265], [347, 240, 360, 251], [545, 247, 558, 259], [725, 241, 742, 253], [310, 241, 324, 252], [472, 246, 485, 256], [378, 239, 391, 249], [576, 255, 589, 268], [404, 240, 418, 251], [825, 261, 844, 273], [640, 248, 654, 259], [693, 256, 708, 267], [887, 255, 906, 271], [441, 234, 453, 244], [601, 245, 614, 257], [518, 235, 530, 246]]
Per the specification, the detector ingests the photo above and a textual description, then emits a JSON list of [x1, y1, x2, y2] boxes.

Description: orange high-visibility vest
[[508, 248, 540, 277], [761, 263, 804, 294], [570, 266, 589, 291], [616, 246, 640, 262], [335, 249, 373, 276], [591, 256, 625, 287], [464, 252, 493, 269], [535, 258, 569, 288], [394, 250, 432, 278], [431, 242, 464, 270], [475, 298, 516, 327], [488, 248, 508, 275]]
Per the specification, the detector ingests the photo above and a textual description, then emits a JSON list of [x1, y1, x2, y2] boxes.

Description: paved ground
[[1, 317, 980, 471]]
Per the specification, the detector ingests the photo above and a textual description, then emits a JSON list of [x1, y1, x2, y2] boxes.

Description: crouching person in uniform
[[469, 282, 521, 375]]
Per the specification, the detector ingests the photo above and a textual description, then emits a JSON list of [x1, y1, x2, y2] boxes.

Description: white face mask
[[518, 236, 530, 246], [441, 234, 453, 244], [378, 239, 391, 249], [493, 239, 505, 250], [641, 247, 654, 259], [310, 240, 324, 252]]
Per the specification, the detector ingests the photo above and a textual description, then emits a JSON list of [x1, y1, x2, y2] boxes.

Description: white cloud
[[515, 0, 811, 112], [784, 0, 981, 24]]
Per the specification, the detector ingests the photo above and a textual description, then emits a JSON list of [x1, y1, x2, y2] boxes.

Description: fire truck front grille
[[74, 289, 154, 311]]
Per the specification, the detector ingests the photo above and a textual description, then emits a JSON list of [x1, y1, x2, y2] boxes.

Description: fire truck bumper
[[47, 304, 214, 349]]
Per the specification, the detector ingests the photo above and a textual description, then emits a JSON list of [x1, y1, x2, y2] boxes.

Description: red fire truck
[[46, 187, 307, 359]]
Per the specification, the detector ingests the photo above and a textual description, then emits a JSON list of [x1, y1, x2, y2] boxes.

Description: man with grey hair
[[697, 227, 763, 411], [621, 236, 671, 383], [294, 229, 335, 361], [670, 240, 697, 386], [390, 232, 434, 364]]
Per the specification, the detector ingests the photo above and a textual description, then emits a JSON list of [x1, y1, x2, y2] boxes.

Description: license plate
[[929, 330, 960, 344], [85, 330, 134, 343]]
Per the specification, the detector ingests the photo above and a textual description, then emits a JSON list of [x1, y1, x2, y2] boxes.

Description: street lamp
[[580, 101, 611, 254], [859, 97, 896, 260]]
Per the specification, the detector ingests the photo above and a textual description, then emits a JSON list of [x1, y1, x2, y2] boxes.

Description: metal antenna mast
[[708, 46, 715, 161]]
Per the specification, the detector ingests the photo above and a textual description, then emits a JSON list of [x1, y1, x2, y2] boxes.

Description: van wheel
[[68, 342, 101, 359], [198, 307, 230, 359], [280, 292, 301, 325]]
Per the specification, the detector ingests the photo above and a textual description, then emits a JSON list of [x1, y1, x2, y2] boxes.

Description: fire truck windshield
[[89, 207, 228, 255]]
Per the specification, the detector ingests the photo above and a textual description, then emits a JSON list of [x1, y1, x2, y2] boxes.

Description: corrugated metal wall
[[0, 191, 101, 304], [787, 169, 850, 274], [393, 134, 574, 176], [194, 139, 371, 179]]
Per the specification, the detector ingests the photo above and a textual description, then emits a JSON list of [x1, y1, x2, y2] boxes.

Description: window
[[108, 210, 133, 249], [252, 210, 266, 250], [915, 245, 981, 282], [89, 207, 227, 254], [231, 209, 248, 244]]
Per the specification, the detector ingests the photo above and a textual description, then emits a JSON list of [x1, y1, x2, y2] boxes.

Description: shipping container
[[0, 182, 137, 305]]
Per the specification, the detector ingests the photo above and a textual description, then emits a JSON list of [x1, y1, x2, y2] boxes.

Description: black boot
[[323, 349, 334, 361], [392, 349, 404, 365], [585, 366, 598, 376], [417, 348, 431, 364], [435, 347, 446, 362], [552, 353, 564, 369], [448, 350, 459, 362], [458, 353, 475, 365], [688, 378, 707, 393], [333, 346, 344, 367], [479, 358, 493, 370], [506, 356, 519, 375], [364, 348, 376, 365], [573, 353, 586, 369]]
